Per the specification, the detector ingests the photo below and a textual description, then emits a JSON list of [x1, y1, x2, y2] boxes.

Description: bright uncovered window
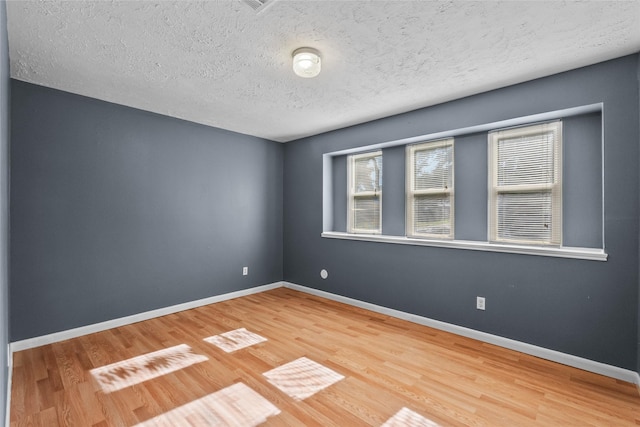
[[488, 121, 562, 245], [406, 139, 454, 239], [348, 151, 382, 234]]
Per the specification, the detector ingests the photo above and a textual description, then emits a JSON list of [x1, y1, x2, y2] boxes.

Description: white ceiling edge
[[6, 1, 640, 143]]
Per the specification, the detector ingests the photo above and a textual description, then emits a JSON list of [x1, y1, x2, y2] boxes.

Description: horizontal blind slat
[[353, 196, 380, 231], [489, 121, 561, 245], [349, 151, 383, 234], [413, 195, 452, 236], [407, 139, 454, 238]]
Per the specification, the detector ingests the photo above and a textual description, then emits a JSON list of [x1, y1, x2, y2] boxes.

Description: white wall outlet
[[476, 296, 486, 310], [242, 266, 248, 276]]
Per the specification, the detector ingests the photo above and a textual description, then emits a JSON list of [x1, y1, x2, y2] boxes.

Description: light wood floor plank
[[10, 287, 640, 426]]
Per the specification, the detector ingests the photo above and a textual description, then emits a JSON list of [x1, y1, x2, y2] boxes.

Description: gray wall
[[284, 55, 640, 370], [637, 52, 640, 377], [0, 0, 9, 423], [10, 81, 283, 341]]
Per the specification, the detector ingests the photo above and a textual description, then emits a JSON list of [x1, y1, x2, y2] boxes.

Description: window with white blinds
[[348, 151, 382, 234], [488, 121, 562, 246], [406, 139, 454, 239]]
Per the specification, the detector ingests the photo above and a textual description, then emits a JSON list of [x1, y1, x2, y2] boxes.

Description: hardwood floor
[[9, 287, 640, 426]]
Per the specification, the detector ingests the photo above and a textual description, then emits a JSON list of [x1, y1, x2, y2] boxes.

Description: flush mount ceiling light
[[292, 47, 321, 78]]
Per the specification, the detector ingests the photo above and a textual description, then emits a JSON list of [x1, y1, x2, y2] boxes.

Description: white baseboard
[[8, 280, 639, 388], [10, 282, 284, 353], [5, 343, 12, 427], [283, 282, 640, 386]]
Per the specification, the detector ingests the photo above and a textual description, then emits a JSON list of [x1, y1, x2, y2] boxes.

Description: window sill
[[320, 232, 607, 261]]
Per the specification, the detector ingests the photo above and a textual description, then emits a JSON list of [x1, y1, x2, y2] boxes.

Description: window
[[324, 106, 605, 261], [488, 121, 562, 245], [348, 151, 382, 234], [406, 139, 454, 239]]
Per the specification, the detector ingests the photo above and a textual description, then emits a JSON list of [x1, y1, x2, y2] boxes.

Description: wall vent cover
[[240, 0, 277, 13]]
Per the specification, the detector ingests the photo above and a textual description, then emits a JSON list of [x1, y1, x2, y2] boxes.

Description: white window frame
[[347, 151, 382, 234], [406, 138, 455, 239], [488, 121, 562, 246]]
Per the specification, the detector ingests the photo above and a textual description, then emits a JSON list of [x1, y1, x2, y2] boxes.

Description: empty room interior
[[1, 1, 640, 426]]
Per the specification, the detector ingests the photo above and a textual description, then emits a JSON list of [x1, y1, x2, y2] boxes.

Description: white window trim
[[347, 151, 382, 234], [406, 138, 455, 239], [321, 103, 606, 261], [488, 121, 562, 246], [321, 231, 607, 261]]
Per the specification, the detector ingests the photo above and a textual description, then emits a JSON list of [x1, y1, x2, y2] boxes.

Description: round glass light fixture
[[292, 47, 321, 78]]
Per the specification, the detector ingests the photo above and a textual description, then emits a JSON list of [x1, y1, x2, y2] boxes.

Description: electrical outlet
[[242, 267, 248, 276], [476, 296, 486, 310]]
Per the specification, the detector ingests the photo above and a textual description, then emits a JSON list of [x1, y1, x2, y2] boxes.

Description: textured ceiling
[[6, 1, 640, 142]]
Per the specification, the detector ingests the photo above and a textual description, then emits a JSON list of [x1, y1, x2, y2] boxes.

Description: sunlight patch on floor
[[203, 328, 267, 353], [263, 357, 344, 401], [90, 344, 208, 393], [382, 407, 441, 427], [133, 382, 280, 427]]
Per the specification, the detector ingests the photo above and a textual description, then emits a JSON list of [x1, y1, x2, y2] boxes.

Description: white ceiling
[[6, 1, 640, 142]]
